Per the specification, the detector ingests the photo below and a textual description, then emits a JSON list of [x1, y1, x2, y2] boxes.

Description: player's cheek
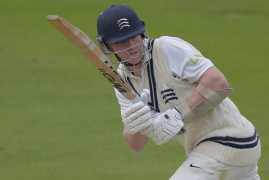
[[117, 52, 129, 61]]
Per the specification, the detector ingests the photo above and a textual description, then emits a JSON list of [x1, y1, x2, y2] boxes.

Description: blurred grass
[[0, 0, 268, 179]]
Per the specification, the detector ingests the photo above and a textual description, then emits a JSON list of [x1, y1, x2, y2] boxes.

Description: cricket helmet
[[96, 4, 151, 73], [96, 4, 146, 44]]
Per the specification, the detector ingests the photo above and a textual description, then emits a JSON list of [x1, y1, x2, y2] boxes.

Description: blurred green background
[[0, 0, 268, 179]]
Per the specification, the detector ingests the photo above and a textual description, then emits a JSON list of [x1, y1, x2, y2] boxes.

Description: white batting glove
[[122, 89, 152, 135], [140, 108, 184, 145]]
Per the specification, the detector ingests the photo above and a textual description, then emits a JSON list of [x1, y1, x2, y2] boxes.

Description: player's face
[[109, 35, 144, 65]]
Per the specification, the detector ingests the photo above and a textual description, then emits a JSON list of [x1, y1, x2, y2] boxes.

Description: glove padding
[[122, 90, 152, 135], [140, 109, 184, 145]]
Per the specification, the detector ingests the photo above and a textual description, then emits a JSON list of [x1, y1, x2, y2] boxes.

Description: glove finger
[[139, 106, 151, 117], [157, 132, 167, 140], [145, 131, 154, 138], [126, 122, 134, 130], [130, 113, 151, 127], [140, 128, 147, 135], [152, 136, 158, 141], [153, 118, 162, 129], [141, 118, 152, 129], [130, 124, 146, 134], [123, 117, 132, 124], [163, 136, 173, 143], [153, 126, 163, 137], [127, 106, 151, 121], [140, 124, 154, 135], [122, 101, 144, 118], [155, 139, 165, 145], [129, 128, 139, 135]]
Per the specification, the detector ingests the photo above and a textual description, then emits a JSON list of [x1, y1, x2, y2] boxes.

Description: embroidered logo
[[164, 114, 170, 119], [190, 163, 202, 169], [190, 54, 202, 65], [117, 18, 130, 30], [177, 127, 186, 135], [161, 89, 178, 104]]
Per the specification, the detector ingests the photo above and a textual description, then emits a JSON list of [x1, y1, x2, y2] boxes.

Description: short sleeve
[[163, 37, 214, 83]]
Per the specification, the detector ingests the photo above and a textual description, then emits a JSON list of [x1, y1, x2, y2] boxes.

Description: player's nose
[[126, 39, 137, 48]]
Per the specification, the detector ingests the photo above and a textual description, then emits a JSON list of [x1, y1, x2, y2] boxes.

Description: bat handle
[[130, 94, 141, 104], [130, 89, 150, 104]]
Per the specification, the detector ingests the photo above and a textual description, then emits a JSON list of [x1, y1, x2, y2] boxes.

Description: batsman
[[96, 4, 261, 180]]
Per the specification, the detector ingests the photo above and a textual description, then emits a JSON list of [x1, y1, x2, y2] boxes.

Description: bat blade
[[46, 15, 138, 102]]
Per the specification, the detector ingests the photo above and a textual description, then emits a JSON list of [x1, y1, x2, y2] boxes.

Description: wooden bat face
[[47, 15, 137, 101]]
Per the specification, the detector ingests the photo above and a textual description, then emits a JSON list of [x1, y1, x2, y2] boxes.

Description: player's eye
[[115, 40, 127, 44]]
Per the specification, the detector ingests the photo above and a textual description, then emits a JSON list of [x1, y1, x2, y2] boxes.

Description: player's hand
[[122, 89, 152, 135], [140, 109, 184, 145]]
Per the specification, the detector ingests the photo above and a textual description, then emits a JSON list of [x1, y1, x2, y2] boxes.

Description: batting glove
[[122, 89, 152, 135], [140, 108, 184, 145]]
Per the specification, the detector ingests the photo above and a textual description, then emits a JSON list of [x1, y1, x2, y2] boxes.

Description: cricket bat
[[46, 15, 141, 103]]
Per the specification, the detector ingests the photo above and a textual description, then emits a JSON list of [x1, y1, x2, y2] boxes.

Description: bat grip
[[130, 95, 141, 104]]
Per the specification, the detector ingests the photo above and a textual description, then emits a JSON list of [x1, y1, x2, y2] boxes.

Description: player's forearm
[[186, 67, 229, 109], [123, 124, 148, 152]]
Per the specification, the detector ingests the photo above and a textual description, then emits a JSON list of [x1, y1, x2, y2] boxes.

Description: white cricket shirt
[[115, 37, 214, 113]]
